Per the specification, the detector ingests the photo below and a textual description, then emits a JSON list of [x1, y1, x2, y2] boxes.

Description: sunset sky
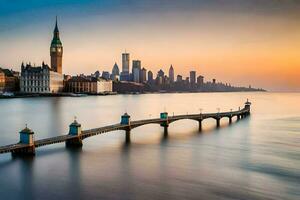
[[0, 0, 299, 91]]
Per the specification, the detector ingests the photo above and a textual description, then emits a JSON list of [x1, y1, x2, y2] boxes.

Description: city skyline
[[1, 17, 260, 96], [0, 0, 300, 91]]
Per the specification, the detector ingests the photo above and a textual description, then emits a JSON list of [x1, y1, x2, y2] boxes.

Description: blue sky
[[1, 0, 299, 35]]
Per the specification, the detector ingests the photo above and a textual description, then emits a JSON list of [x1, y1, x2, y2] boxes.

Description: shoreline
[[0, 92, 117, 99], [0, 90, 266, 99]]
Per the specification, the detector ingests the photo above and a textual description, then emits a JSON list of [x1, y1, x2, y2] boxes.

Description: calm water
[[0, 92, 299, 200]]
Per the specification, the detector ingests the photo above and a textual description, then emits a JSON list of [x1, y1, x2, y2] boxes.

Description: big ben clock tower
[[50, 17, 63, 74]]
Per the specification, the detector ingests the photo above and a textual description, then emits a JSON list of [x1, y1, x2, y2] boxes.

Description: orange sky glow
[[0, 1, 299, 91]]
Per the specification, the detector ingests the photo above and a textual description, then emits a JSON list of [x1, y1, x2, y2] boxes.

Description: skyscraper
[[111, 63, 120, 81], [190, 71, 196, 86], [140, 68, 147, 83], [169, 65, 174, 83], [133, 67, 140, 83], [132, 60, 141, 73], [157, 69, 164, 78], [50, 17, 63, 74], [132, 60, 141, 83], [156, 69, 165, 85], [148, 70, 153, 83], [94, 70, 101, 78], [112, 62, 119, 76], [122, 52, 130, 74], [177, 75, 183, 83], [120, 52, 130, 81], [197, 75, 204, 86], [102, 71, 110, 80]]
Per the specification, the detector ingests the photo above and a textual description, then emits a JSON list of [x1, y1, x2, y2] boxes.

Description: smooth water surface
[[0, 92, 299, 200]]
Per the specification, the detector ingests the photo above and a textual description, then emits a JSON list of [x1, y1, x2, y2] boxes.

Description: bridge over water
[[0, 100, 251, 156]]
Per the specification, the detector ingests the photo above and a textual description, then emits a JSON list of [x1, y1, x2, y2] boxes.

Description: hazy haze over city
[[0, 0, 299, 91]]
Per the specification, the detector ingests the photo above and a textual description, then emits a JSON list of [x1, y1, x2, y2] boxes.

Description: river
[[0, 92, 299, 200]]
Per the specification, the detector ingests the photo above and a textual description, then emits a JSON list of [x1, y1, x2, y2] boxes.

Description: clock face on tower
[[51, 47, 62, 53]]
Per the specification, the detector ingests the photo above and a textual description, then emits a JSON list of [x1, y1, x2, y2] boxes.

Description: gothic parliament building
[[20, 18, 64, 93]]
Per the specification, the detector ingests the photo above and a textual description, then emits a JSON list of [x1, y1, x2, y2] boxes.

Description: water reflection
[[0, 93, 299, 200], [48, 97, 64, 137], [66, 147, 83, 200], [18, 157, 35, 200]]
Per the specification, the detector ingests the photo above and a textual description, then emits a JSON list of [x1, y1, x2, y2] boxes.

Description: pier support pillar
[[12, 126, 35, 156], [198, 120, 202, 132], [216, 118, 220, 128], [66, 137, 83, 147], [163, 126, 168, 138], [237, 115, 240, 121], [66, 118, 83, 148], [125, 129, 131, 143], [229, 117, 232, 124]]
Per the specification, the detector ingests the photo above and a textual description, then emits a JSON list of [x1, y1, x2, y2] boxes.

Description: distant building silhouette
[[132, 60, 141, 83], [185, 77, 190, 84], [190, 71, 196, 87], [140, 68, 147, 83], [111, 63, 120, 80], [94, 70, 101, 78], [169, 65, 174, 83], [122, 52, 130, 73], [156, 69, 165, 85], [101, 71, 110, 80], [120, 52, 130, 81], [197, 75, 204, 86], [148, 70, 153, 83], [157, 69, 164, 78], [177, 75, 183, 83]]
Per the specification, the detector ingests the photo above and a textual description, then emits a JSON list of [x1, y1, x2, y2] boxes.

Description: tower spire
[[54, 16, 59, 34], [51, 15, 61, 45]]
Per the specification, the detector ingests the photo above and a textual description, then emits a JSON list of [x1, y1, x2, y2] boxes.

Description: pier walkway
[[0, 100, 251, 156]]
